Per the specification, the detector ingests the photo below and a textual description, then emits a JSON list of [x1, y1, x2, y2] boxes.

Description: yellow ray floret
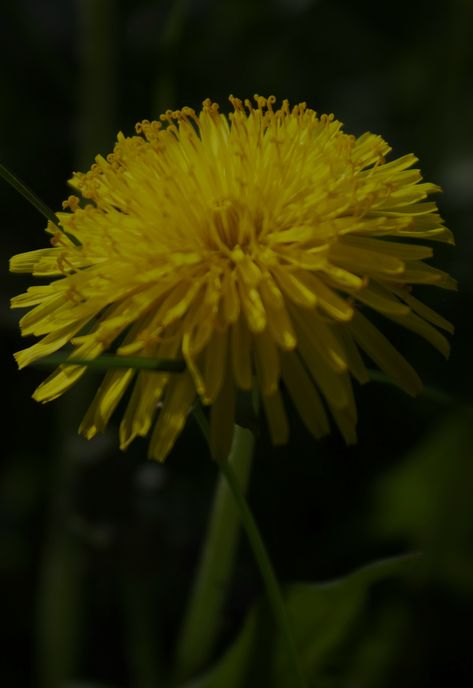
[[10, 95, 456, 460]]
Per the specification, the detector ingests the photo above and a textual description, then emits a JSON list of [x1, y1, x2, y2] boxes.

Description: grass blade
[[0, 162, 81, 246]]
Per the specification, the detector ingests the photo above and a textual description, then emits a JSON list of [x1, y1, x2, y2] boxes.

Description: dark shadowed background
[[1, 1, 473, 687]]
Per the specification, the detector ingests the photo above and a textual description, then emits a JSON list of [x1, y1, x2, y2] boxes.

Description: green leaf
[[184, 554, 416, 688], [374, 406, 473, 591], [34, 353, 186, 372]]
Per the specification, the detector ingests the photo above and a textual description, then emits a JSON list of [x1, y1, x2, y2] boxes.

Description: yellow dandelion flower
[[10, 95, 456, 461]]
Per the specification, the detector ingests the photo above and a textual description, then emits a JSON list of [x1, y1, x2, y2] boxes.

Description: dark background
[[1, 1, 472, 687]]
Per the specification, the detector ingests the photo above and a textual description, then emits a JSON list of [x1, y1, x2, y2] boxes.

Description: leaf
[[184, 554, 416, 688], [374, 406, 473, 591]]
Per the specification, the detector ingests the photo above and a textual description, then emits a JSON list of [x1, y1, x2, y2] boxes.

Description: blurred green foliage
[[189, 555, 418, 688], [1, 1, 472, 687]]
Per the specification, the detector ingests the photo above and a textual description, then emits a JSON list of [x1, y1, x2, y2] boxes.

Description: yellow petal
[[32, 364, 89, 402], [262, 389, 289, 445], [354, 282, 410, 315], [385, 310, 451, 358], [330, 241, 405, 276], [340, 236, 433, 261], [400, 291, 454, 333], [331, 393, 357, 444], [297, 330, 349, 409], [254, 329, 280, 396], [14, 316, 91, 369], [336, 328, 370, 384], [349, 311, 422, 395], [202, 329, 228, 403], [119, 369, 169, 448], [10, 248, 63, 276], [322, 265, 365, 290], [280, 351, 330, 439], [291, 306, 348, 372], [392, 261, 457, 290], [238, 280, 266, 333], [148, 372, 196, 462], [80, 368, 135, 438], [11, 285, 65, 309], [221, 269, 240, 324], [271, 266, 317, 308], [296, 272, 354, 321]]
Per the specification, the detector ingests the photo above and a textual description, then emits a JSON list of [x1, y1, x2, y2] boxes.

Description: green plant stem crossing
[[220, 448, 308, 688], [174, 424, 254, 682]]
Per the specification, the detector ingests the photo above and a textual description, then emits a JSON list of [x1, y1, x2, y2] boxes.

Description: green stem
[[0, 162, 80, 245], [185, 414, 307, 687], [34, 352, 185, 372], [0, 162, 60, 229], [220, 448, 308, 688], [174, 424, 255, 682]]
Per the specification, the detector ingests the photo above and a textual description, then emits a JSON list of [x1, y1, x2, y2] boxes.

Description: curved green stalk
[[220, 455, 308, 688], [0, 162, 79, 245], [186, 412, 308, 687], [34, 353, 185, 372], [174, 424, 255, 682], [0, 162, 60, 228]]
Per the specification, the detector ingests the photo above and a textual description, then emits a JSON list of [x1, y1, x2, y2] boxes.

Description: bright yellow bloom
[[10, 96, 455, 460]]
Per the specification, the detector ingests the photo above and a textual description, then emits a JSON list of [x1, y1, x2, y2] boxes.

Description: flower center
[[211, 198, 241, 248], [208, 196, 263, 257]]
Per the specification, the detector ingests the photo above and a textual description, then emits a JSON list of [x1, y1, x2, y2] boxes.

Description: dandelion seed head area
[[10, 95, 456, 461]]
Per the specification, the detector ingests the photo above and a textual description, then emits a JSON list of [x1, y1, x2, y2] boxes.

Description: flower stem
[[174, 424, 255, 682], [220, 448, 308, 688]]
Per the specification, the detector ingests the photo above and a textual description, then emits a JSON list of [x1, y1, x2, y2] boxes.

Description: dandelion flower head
[[10, 95, 456, 460]]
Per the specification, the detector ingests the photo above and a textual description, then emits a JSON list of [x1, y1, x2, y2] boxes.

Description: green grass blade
[[0, 162, 81, 246]]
